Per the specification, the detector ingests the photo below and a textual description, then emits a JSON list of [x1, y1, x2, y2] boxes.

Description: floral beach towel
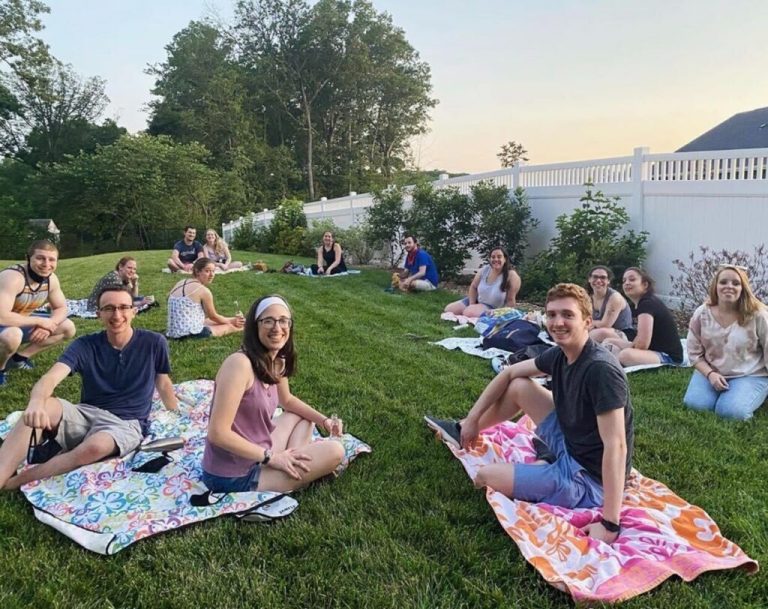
[[0, 380, 371, 555], [428, 417, 757, 603]]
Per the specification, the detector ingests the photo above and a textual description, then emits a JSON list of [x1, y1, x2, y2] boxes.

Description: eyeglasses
[[99, 304, 134, 314], [590, 274, 609, 280], [258, 316, 293, 329]]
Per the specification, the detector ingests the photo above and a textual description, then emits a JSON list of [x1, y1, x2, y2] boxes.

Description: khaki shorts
[[54, 399, 143, 457], [410, 279, 437, 292]]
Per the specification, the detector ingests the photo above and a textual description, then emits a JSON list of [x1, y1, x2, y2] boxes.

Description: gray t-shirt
[[535, 338, 634, 482]]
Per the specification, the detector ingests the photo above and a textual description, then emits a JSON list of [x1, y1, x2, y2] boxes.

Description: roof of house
[[677, 107, 768, 152]]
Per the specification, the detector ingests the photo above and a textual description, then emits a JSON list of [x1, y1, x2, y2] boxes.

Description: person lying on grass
[[167, 258, 245, 340], [427, 283, 633, 544], [0, 286, 178, 490], [201, 295, 344, 494], [684, 264, 768, 420], [0, 239, 76, 386], [443, 246, 521, 317], [86, 256, 154, 312]]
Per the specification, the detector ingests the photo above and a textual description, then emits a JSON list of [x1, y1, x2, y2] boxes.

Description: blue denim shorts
[[513, 411, 604, 509], [201, 464, 261, 493], [656, 351, 676, 364]]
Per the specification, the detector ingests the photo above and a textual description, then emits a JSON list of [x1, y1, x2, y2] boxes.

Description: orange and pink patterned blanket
[[437, 417, 758, 603]]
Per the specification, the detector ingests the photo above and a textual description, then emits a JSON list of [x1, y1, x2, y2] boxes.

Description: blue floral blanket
[[0, 379, 371, 554]]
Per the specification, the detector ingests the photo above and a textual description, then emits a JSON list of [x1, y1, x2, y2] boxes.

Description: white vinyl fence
[[223, 147, 768, 299]]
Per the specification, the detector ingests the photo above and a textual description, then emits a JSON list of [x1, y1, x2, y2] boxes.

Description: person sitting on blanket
[[584, 265, 633, 344], [684, 264, 768, 420], [201, 294, 345, 493], [602, 267, 683, 367], [167, 258, 245, 340], [86, 256, 155, 312], [399, 234, 439, 292], [0, 240, 76, 386], [0, 285, 178, 491], [427, 283, 633, 544], [167, 226, 204, 273], [444, 247, 521, 317], [310, 230, 348, 276], [203, 229, 243, 272]]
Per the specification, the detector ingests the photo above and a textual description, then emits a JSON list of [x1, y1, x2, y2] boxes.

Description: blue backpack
[[481, 319, 544, 352]]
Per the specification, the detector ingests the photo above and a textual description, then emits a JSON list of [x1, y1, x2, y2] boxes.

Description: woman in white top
[[684, 264, 768, 420], [167, 258, 245, 339], [203, 229, 243, 271], [443, 247, 521, 318]]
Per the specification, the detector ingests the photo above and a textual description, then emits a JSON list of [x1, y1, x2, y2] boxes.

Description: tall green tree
[[0, 0, 49, 71], [0, 59, 109, 161], [147, 20, 300, 212], [40, 134, 220, 248]]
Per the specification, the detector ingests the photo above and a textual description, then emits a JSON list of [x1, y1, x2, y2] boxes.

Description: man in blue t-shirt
[[399, 234, 439, 292], [0, 286, 178, 491], [167, 225, 204, 272], [426, 283, 633, 546]]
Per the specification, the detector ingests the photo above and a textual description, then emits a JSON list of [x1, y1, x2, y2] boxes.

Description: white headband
[[255, 296, 290, 320]]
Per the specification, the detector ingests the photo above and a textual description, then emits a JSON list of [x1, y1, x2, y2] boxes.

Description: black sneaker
[[424, 415, 462, 448]]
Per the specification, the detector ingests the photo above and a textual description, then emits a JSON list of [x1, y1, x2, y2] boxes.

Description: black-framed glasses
[[99, 304, 134, 314], [258, 316, 293, 329], [590, 274, 609, 280]]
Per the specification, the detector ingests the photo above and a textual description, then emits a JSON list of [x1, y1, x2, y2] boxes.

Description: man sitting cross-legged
[[0, 240, 76, 385], [426, 283, 634, 544], [0, 286, 178, 490]]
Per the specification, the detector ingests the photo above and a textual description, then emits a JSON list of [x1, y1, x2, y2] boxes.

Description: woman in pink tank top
[[202, 295, 345, 493]]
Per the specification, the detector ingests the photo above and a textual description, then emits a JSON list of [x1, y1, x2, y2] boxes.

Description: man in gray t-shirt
[[427, 283, 633, 546]]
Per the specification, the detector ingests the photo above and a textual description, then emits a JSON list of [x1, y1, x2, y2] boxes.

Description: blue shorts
[[201, 464, 261, 493], [460, 297, 494, 309], [656, 352, 676, 364], [0, 313, 51, 343], [513, 411, 604, 509]]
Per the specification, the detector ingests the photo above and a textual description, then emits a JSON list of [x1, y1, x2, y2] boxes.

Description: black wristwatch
[[600, 518, 621, 533], [261, 449, 272, 465]]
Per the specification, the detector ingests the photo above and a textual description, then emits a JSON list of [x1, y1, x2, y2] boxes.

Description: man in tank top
[[0, 240, 76, 386]]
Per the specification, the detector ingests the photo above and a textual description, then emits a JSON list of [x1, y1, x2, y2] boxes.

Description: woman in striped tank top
[[202, 295, 345, 493]]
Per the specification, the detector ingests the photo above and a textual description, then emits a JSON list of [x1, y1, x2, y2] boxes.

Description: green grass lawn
[[0, 250, 765, 609]]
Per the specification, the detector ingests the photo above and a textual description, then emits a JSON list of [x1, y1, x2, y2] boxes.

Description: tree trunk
[[301, 86, 315, 200]]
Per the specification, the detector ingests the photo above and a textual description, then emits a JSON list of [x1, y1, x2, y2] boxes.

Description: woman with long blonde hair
[[684, 264, 768, 419], [203, 229, 243, 271]]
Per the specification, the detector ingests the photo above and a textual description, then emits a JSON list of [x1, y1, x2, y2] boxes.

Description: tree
[[405, 182, 475, 279], [235, 0, 348, 201], [497, 140, 528, 168], [40, 134, 220, 249], [0, 59, 109, 161], [470, 182, 538, 266], [363, 184, 406, 267], [0, 0, 50, 71]]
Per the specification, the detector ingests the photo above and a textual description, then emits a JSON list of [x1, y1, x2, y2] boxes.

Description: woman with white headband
[[201, 295, 345, 493]]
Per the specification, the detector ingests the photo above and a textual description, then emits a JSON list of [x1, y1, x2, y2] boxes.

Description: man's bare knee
[[0, 327, 23, 352], [70, 435, 118, 466], [59, 319, 76, 339]]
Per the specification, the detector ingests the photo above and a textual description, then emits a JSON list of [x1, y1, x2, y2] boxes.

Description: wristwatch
[[600, 518, 621, 533], [261, 449, 272, 465]]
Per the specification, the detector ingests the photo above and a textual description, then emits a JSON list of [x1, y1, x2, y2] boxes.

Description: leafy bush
[[405, 182, 474, 280], [362, 185, 407, 267], [231, 218, 272, 252], [270, 198, 307, 255], [302, 218, 340, 257], [340, 226, 374, 265], [470, 182, 538, 265], [521, 184, 648, 299], [670, 245, 768, 322]]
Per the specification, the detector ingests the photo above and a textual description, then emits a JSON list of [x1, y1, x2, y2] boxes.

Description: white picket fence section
[[223, 146, 768, 298]]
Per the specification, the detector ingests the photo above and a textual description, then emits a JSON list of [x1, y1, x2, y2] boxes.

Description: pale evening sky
[[41, 0, 768, 174]]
